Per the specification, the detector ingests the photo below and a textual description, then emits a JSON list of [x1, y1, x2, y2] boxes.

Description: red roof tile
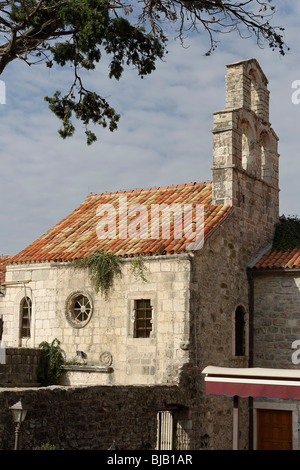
[[9, 182, 232, 264], [0, 256, 12, 283], [253, 248, 300, 270]]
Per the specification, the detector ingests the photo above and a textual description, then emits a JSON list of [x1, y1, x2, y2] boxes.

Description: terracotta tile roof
[[253, 248, 300, 270], [8, 182, 232, 264], [0, 256, 12, 283]]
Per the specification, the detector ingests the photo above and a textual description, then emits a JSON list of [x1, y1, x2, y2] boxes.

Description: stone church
[[0, 58, 299, 450]]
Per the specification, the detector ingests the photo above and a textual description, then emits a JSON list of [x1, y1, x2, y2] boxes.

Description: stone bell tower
[[211, 59, 279, 237]]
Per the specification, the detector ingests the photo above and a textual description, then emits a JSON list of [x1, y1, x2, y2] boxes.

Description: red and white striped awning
[[202, 366, 300, 400]]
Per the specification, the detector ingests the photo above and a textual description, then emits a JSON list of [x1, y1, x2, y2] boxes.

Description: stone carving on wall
[[100, 351, 113, 367]]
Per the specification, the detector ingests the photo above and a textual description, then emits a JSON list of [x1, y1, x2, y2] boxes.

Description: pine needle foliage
[[0, 1, 288, 144]]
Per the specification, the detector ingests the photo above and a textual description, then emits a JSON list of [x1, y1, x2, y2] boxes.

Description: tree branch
[[0, 0, 287, 144]]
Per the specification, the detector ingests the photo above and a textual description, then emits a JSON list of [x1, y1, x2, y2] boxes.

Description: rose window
[[65, 291, 93, 328]]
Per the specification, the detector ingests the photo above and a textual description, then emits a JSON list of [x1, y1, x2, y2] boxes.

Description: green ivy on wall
[[73, 250, 149, 297], [72, 250, 122, 297], [129, 256, 148, 283]]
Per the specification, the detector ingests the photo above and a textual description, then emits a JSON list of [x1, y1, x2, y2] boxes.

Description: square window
[[134, 299, 152, 338]]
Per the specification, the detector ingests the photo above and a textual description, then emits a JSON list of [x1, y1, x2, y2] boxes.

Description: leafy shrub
[[38, 338, 64, 386], [272, 216, 300, 251]]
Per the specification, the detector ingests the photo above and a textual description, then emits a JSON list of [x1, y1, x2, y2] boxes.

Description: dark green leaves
[[272, 216, 300, 252], [1, 1, 287, 144], [104, 17, 164, 80], [45, 89, 120, 145], [42, 1, 164, 143], [38, 338, 65, 386]]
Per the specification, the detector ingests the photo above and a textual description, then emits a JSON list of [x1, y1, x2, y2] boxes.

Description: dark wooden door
[[257, 409, 292, 450]]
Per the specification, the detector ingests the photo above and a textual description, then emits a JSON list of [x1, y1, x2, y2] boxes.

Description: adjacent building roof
[[0, 256, 11, 283], [252, 215, 300, 271], [8, 181, 232, 265], [253, 248, 300, 270]]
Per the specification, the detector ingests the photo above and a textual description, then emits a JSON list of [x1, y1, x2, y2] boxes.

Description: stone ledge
[[62, 365, 113, 373], [60, 365, 114, 386], [0, 382, 41, 388]]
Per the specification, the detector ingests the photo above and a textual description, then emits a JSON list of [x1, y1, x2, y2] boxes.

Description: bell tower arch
[[211, 59, 279, 246]]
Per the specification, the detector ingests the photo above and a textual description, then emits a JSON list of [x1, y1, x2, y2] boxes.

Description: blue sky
[[0, 0, 299, 255]]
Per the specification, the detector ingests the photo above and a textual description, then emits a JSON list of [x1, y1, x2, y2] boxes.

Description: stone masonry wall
[[186, 212, 258, 451], [252, 271, 300, 450], [253, 272, 300, 369], [0, 348, 41, 386], [1, 256, 191, 386], [197, 64, 280, 449], [0, 384, 190, 450]]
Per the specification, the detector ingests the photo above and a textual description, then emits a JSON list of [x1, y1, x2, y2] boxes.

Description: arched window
[[249, 69, 260, 115], [235, 305, 246, 356], [20, 297, 31, 338], [260, 132, 272, 184], [241, 120, 255, 172]]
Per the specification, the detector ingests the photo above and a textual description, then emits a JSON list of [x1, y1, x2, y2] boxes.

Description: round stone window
[[65, 291, 93, 328]]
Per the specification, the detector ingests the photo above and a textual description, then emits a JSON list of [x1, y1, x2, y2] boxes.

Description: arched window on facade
[[260, 131, 272, 184], [235, 305, 246, 356], [249, 69, 260, 115], [241, 119, 261, 177], [241, 120, 254, 172], [20, 297, 31, 338]]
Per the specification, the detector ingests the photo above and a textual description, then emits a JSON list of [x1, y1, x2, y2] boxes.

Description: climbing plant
[[129, 256, 148, 283], [38, 338, 65, 386], [73, 250, 122, 296], [272, 216, 300, 252]]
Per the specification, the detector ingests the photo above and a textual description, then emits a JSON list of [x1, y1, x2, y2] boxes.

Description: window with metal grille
[[21, 297, 31, 338], [134, 299, 152, 338]]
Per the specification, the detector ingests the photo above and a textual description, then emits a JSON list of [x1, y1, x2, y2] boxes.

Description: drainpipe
[[247, 268, 254, 450]]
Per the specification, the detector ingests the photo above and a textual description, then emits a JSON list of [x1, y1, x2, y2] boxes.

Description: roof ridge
[[86, 181, 212, 198]]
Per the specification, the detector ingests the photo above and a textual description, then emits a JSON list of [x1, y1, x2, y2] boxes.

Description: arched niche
[[249, 69, 260, 114], [241, 119, 256, 173], [259, 131, 272, 184]]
